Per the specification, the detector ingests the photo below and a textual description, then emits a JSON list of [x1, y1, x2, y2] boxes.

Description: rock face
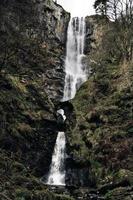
[[0, 0, 71, 199], [0, 0, 70, 177], [0, 0, 70, 99]]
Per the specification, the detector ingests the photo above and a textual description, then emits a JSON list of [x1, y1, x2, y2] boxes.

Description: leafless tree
[[94, 0, 133, 61]]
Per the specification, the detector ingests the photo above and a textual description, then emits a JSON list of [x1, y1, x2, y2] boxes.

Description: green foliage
[[104, 187, 132, 200], [71, 45, 133, 187]]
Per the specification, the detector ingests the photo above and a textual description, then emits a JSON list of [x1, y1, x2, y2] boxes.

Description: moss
[[17, 123, 33, 134], [14, 189, 75, 200], [55, 194, 75, 200], [7, 75, 28, 94], [114, 169, 133, 185], [70, 58, 133, 187], [12, 162, 26, 172], [104, 187, 132, 200], [15, 188, 32, 199], [0, 150, 76, 200]]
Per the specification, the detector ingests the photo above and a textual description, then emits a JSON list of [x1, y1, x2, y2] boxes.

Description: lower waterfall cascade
[[46, 17, 87, 186], [46, 109, 66, 186], [46, 131, 66, 186]]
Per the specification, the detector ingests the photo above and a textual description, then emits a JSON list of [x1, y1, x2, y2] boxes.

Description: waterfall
[[46, 17, 87, 186], [46, 109, 66, 186], [62, 17, 87, 102], [47, 131, 66, 186]]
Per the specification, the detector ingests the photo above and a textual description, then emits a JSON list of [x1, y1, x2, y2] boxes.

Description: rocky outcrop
[[0, 0, 70, 99], [0, 0, 70, 176], [68, 15, 133, 199], [0, 0, 70, 199]]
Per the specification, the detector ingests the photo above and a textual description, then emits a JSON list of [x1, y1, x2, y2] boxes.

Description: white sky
[[57, 0, 96, 17]]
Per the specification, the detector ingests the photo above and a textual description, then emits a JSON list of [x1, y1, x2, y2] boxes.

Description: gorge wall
[[0, 1, 71, 199], [0, 0, 70, 99]]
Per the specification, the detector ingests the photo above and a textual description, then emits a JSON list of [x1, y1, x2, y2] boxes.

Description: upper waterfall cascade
[[46, 17, 87, 186], [62, 17, 87, 102]]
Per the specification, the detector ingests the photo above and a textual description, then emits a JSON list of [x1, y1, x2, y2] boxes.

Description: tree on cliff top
[[94, 0, 108, 15], [94, 0, 133, 21], [94, 0, 133, 62]]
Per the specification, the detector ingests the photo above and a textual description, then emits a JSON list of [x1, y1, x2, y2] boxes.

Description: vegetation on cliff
[[0, 0, 71, 199], [68, 2, 133, 198]]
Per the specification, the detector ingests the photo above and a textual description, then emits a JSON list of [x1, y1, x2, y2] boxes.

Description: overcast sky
[[57, 0, 95, 17]]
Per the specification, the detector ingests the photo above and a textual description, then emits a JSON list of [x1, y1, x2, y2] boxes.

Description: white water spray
[[46, 109, 66, 186], [62, 17, 87, 101], [46, 17, 87, 186], [47, 131, 66, 186]]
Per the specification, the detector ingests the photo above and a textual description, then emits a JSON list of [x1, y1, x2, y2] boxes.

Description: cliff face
[[0, 1, 71, 199], [67, 15, 133, 199], [0, 0, 70, 99]]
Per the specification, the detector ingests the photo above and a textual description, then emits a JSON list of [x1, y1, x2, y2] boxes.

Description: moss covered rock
[[67, 16, 133, 197]]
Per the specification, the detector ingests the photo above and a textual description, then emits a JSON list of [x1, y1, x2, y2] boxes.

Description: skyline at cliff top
[[57, 0, 95, 17]]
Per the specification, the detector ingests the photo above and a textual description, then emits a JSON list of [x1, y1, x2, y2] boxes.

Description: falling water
[[47, 131, 66, 186], [46, 109, 66, 186], [46, 17, 87, 186], [62, 17, 87, 101]]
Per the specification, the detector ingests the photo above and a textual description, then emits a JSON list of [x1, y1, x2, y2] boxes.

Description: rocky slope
[[0, 0, 71, 199], [67, 16, 133, 199]]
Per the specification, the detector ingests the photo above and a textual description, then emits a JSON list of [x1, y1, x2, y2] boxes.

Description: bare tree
[[94, 0, 133, 61]]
